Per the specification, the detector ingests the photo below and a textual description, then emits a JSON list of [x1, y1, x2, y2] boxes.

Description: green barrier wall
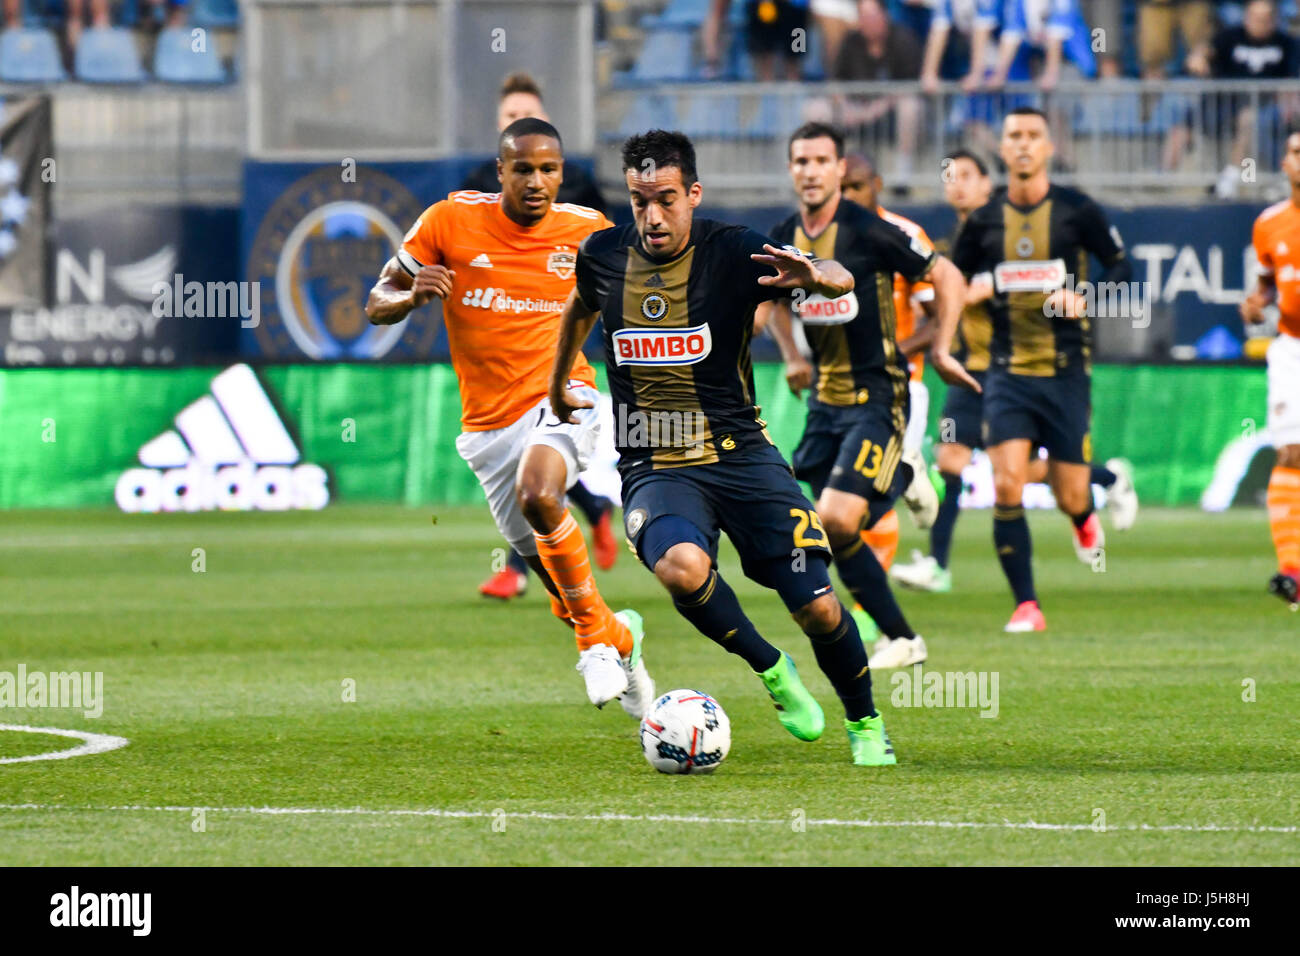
[[0, 363, 1269, 509]]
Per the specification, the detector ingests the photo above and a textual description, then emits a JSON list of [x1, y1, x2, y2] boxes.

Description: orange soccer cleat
[[1004, 600, 1047, 633], [479, 567, 527, 600], [591, 506, 619, 571]]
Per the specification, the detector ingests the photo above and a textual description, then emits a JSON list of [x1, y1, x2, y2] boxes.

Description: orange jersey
[[880, 207, 935, 381], [399, 191, 612, 430], [1253, 199, 1300, 339]]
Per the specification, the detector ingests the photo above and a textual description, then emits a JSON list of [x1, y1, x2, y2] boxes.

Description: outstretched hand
[[752, 244, 821, 290]]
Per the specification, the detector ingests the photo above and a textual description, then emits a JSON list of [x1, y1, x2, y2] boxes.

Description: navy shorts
[[621, 442, 836, 611], [939, 370, 987, 450], [982, 369, 1092, 464], [791, 397, 910, 503]]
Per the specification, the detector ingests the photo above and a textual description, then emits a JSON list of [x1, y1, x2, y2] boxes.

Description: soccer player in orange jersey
[[365, 118, 655, 713], [1242, 129, 1300, 608]]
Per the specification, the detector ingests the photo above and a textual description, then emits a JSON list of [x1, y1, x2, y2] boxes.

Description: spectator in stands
[[832, 0, 923, 182], [919, 0, 1002, 93], [986, 0, 1097, 92], [811, 0, 859, 68], [1079, 0, 1122, 75], [703, 0, 811, 81], [4, 0, 109, 59], [1189, 0, 1298, 195], [459, 73, 606, 212], [1137, 0, 1214, 78]]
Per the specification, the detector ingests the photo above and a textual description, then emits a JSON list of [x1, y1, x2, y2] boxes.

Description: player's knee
[[793, 592, 841, 635], [515, 480, 563, 530], [1056, 484, 1091, 516], [993, 473, 1025, 506], [1279, 444, 1300, 470], [653, 543, 712, 596], [818, 504, 864, 546], [936, 443, 969, 475]]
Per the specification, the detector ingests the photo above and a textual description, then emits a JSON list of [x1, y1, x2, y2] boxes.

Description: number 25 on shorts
[[789, 508, 828, 548], [853, 438, 883, 478]]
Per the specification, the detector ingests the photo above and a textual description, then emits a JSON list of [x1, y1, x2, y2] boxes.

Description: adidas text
[[115, 364, 330, 513]]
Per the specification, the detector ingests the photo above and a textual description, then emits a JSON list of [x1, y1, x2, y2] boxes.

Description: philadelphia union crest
[[246, 166, 436, 359]]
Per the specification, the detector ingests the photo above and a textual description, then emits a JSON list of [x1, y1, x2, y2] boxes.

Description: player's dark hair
[[500, 72, 543, 102], [1005, 106, 1049, 126], [845, 152, 877, 177], [621, 129, 698, 187], [788, 122, 845, 160], [499, 117, 563, 157], [945, 148, 989, 177]]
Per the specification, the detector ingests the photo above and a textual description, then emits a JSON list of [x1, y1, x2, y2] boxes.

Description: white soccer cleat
[[889, 549, 953, 593], [900, 448, 940, 529], [1104, 457, 1139, 531], [868, 634, 928, 669], [619, 658, 656, 719], [576, 644, 629, 708]]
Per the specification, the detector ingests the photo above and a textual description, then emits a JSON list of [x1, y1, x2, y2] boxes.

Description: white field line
[[0, 724, 130, 765], [0, 802, 1292, 834]]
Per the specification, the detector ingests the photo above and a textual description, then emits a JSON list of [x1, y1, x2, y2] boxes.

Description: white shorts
[[904, 379, 930, 455], [454, 382, 602, 556], [811, 0, 858, 21], [1267, 333, 1300, 447]]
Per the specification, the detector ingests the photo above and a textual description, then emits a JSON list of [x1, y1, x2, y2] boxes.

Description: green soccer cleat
[[756, 652, 825, 741], [614, 609, 655, 720], [851, 603, 879, 645], [844, 713, 897, 766]]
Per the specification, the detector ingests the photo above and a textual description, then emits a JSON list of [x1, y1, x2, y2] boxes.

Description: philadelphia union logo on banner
[[245, 167, 435, 359]]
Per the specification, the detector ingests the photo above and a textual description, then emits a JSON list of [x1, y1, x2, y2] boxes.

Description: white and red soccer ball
[[639, 689, 731, 775]]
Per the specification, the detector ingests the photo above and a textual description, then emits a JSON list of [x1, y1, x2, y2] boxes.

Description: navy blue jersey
[[576, 218, 812, 468]]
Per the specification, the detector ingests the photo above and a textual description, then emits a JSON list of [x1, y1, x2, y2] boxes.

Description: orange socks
[[1267, 466, 1300, 577], [549, 593, 574, 629], [535, 510, 631, 655], [860, 508, 900, 572]]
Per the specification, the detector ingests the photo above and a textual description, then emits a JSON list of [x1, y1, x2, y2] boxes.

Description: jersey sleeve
[[1254, 216, 1274, 277], [397, 201, 445, 275], [1076, 197, 1125, 266], [872, 216, 937, 284], [949, 215, 984, 276], [574, 234, 604, 312]]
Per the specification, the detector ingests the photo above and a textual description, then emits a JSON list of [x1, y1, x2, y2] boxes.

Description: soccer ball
[[639, 689, 731, 775]]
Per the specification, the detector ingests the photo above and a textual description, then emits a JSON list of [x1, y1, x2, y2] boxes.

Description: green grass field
[[0, 504, 1296, 865]]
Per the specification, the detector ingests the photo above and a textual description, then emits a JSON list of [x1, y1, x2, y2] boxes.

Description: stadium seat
[[628, 29, 695, 83], [74, 26, 147, 83], [642, 0, 711, 29], [192, 0, 241, 29], [153, 26, 228, 83], [0, 27, 66, 82], [616, 92, 677, 138], [678, 95, 743, 138]]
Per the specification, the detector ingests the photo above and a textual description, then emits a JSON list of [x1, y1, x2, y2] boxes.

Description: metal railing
[[599, 79, 1300, 203]]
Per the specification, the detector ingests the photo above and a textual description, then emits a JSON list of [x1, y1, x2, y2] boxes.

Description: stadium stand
[[74, 24, 147, 82], [0, 25, 66, 80], [153, 23, 226, 82]]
